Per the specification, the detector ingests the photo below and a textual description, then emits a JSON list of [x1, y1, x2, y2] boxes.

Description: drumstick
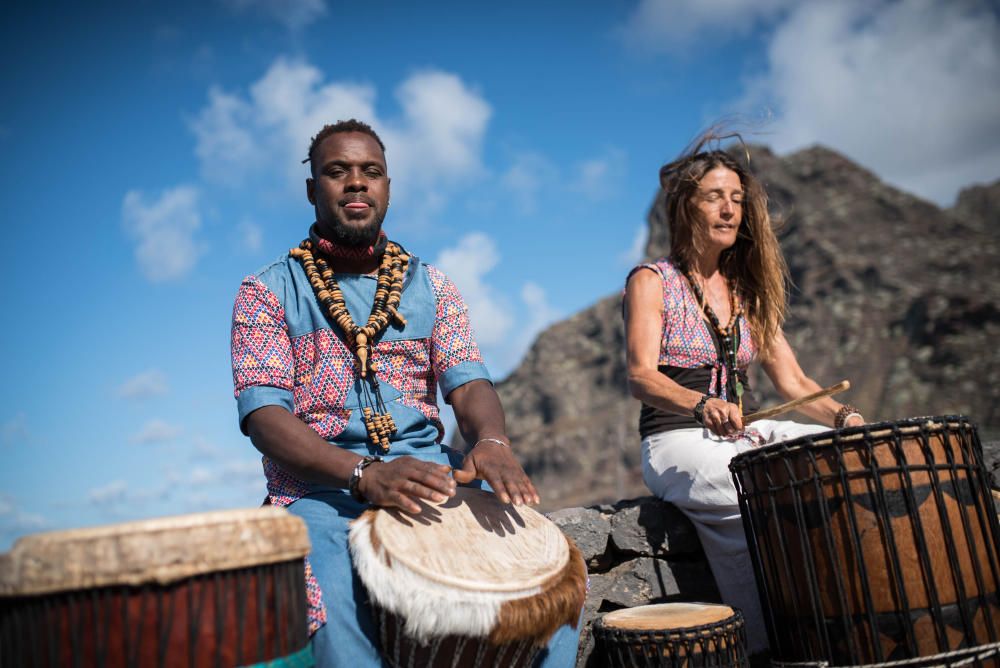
[[743, 380, 850, 423]]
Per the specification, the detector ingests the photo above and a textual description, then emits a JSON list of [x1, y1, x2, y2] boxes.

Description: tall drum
[[730, 416, 1000, 665], [0, 507, 312, 667], [348, 487, 587, 668]]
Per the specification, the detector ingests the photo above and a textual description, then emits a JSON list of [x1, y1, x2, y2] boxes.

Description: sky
[[2, 0, 999, 550]]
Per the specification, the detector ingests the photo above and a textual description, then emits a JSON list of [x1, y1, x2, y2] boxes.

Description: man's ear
[[306, 177, 315, 205]]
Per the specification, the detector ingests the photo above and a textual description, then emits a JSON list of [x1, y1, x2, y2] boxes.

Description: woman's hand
[[702, 397, 744, 437], [843, 413, 865, 428]]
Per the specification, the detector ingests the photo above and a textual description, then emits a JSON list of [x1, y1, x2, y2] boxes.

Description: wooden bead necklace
[[683, 268, 745, 413], [290, 238, 410, 452]]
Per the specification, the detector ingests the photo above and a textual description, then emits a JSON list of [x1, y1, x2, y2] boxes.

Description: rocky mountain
[[498, 145, 1000, 510]]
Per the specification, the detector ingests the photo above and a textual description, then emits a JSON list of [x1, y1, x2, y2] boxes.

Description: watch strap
[[692, 394, 711, 425]]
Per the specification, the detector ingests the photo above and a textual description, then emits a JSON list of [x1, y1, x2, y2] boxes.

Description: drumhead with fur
[[349, 487, 579, 643]]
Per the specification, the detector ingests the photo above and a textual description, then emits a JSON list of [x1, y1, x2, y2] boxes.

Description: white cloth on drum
[[641, 419, 829, 654]]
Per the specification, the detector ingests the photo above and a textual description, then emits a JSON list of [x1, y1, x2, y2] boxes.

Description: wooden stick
[[743, 380, 850, 423]]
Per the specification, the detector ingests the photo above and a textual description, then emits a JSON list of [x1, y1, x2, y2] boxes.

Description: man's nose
[[345, 169, 367, 191]]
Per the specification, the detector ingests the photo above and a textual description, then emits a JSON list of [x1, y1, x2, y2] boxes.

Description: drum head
[[371, 487, 569, 592], [601, 603, 736, 631], [0, 507, 310, 596]]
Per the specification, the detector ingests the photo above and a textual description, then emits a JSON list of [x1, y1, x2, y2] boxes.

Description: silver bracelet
[[474, 437, 510, 449]]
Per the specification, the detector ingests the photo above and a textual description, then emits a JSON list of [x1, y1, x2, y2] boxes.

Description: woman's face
[[692, 166, 743, 254]]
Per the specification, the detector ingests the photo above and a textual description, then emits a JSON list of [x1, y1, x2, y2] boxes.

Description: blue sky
[[2, 0, 998, 549]]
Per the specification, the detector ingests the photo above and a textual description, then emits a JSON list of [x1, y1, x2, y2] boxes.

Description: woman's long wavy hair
[[660, 132, 789, 358]]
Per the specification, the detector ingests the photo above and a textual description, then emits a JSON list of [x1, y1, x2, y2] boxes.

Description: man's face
[[307, 131, 390, 246]]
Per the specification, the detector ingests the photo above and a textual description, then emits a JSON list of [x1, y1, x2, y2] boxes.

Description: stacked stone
[[547, 497, 721, 667]]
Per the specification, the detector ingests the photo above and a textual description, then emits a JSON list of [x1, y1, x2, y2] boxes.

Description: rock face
[[500, 145, 1000, 509], [548, 497, 720, 667]]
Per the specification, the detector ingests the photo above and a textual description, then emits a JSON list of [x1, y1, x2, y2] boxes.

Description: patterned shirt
[[230, 248, 489, 632], [638, 259, 757, 399]]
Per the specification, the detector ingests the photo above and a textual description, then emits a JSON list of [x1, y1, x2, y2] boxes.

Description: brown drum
[[348, 487, 587, 668], [730, 416, 1000, 666], [0, 507, 312, 667], [593, 603, 749, 668]]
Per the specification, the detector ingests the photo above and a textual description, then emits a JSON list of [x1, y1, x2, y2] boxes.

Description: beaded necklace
[[290, 238, 410, 453], [683, 267, 745, 414]]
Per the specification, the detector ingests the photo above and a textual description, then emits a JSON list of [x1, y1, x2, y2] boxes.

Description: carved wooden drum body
[[0, 507, 312, 667], [593, 603, 749, 668], [730, 416, 1000, 666], [348, 487, 586, 668]]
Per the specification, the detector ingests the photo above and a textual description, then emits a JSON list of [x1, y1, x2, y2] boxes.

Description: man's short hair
[[304, 119, 386, 169]]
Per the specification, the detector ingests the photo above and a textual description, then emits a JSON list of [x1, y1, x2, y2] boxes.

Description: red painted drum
[[0, 507, 313, 667], [730, 416, 1000, 666]]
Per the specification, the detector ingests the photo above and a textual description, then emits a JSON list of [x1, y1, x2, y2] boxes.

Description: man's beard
[[319, 210, 386, 247]]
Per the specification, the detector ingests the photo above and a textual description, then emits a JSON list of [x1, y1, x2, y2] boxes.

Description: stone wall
[[547, 497, 721, 667]]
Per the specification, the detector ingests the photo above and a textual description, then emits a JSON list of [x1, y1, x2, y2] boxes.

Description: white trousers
[[641, 420, 829, 653]]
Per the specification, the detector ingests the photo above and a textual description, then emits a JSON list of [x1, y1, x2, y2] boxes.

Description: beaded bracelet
[[474, 437, 510, 449], [835, 405, 863, 429]]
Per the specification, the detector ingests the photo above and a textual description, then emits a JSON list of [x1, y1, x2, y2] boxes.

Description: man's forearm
[[246, 405, 359, 487], [449, 379, 508, 447]]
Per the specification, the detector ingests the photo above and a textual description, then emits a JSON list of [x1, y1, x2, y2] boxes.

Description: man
[[231, 119, 580, 666]]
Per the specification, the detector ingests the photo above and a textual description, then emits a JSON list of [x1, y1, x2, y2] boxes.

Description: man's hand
[[357, 456, 457, 513], [702, 397, 744, 438], [453, 440, 540, 506]]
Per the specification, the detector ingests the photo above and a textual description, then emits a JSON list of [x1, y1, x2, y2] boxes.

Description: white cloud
[[433, 235, 564, 379], [239, 220, 263, 253], [220, 0, 327, 30], [117, 369, 169, 400], [121, 186, 205, 282], [621, 0, 1000, 204], [0, 495, 46, 529], [1, 413, 30, 447], [741, 0, 1000, 204], [519, 282, 560, 344], [192, 59, 376, 188], [130, 419, 182, 445], [619, 0, 794, 52], [620, 224, 648, 267], [569, 148, 627, 201], [88, 480, 128, 505], [0, 494, 48, 548], [384, 71, 492, 192], [502, 152, 559, 215], [433, 233, 512, 347], [190, 58, 491, 214]]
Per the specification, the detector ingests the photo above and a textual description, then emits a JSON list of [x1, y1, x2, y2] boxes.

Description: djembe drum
[[592, 603, 749, 668], [730, 416, 1000, 666], [348, 487, 587, 668], [0, 507, 312, 667]]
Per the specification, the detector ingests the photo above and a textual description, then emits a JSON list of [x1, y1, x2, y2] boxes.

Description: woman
[[623, 136, 864, 653]]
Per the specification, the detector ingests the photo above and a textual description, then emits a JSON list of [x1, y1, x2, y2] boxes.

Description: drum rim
[[730, 414, 975, 469], [364, 488, 570, 592], [0, 507, 311, 596]]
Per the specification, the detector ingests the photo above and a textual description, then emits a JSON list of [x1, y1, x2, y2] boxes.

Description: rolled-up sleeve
[[231, 276, 295, 434], [426, 265, 491, 400]]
